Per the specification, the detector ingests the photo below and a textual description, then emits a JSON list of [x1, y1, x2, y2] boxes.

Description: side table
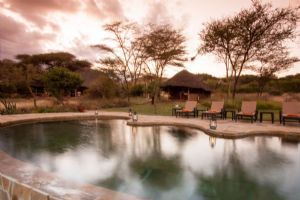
[[223, 109, 236, 120], [259, 111, 275, 124]]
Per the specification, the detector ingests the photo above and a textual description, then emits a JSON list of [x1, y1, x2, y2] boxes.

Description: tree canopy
[[44, 67, 83, 104], [199, 0, 299, 99], [138, 24, 187, 104]]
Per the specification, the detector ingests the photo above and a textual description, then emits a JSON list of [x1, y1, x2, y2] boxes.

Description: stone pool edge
[[1, 111, 299, 139], [127, 120, 300, 139]]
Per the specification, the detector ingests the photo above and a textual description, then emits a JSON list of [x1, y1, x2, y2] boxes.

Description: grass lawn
[[104, 98, 279, 121], [105, 101, 184, 116], [104, 100, 282, 122]]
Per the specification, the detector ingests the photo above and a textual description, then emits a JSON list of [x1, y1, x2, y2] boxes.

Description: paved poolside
[[1, 111, 299, 138], [0, 111, 299, 200]]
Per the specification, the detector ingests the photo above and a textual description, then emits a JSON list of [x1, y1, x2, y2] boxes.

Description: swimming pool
[[0, 120, 299, 200]]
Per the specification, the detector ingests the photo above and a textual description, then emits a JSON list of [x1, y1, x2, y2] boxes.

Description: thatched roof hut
[[161, 70, 211, 100]]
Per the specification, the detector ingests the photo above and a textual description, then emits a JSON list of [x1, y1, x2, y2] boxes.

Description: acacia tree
[[251, 49, 299, 96], [26, 52, 91, 71], [199, 0, 299, 99], [93, 22, 145, 102], [139, 24, 187, 105]]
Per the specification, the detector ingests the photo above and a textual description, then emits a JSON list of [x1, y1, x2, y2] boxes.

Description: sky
[[0, 0, 299, 78]]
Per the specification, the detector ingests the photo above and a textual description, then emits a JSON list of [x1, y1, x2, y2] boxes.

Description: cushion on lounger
[[286, 114, 300, 117], [241, 112, 254, 116]]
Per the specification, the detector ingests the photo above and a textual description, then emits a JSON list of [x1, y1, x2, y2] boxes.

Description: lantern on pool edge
[[129, 108, 132, 117], [209, 115, 217, 130], [132, 111, 138, 122]]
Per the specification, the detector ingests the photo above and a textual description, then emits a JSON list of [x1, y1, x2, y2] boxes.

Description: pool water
[[0, 120, 299, 200]]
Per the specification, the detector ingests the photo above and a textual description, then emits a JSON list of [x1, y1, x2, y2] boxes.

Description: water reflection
[[0, 120, 299, 200], [209, 137, 216, 148]]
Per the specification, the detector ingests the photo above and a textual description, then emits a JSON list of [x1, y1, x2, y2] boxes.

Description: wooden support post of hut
[[161, 70, 211, 101]]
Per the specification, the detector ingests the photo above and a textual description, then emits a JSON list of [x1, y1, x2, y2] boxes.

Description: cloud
[[2, 0, 81, 28], [0, 13, 56, 59], [84, 0, 124, 21], [0, 0, 124, 59]]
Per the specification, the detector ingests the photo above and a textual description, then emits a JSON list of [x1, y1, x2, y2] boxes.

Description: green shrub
[[87, 76, 118, 98], [268, 89, 283, 96], [100, 99, 129, 108], [34, 105, 78, 113], [131, 84, 144, 96], [257, 100, 281, 110], [224, 99, 241, 110]]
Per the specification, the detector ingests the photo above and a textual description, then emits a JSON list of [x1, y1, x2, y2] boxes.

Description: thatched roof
[[161, 70, 211, 92]]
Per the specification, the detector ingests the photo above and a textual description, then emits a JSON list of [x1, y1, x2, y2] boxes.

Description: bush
[[34, 105, 78, 113], [131, 84, 144, 96], [44, 67, 82, 103], [268, 89, 283, 96], [0, 99, 17, 115], [224, 99, 242, 110], [100, 99, 129, 108], [87, 76, 118, 98], [257, 100, 281, 110]]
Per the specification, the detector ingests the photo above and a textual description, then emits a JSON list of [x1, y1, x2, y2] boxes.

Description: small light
[[95, 109, 98, 117], [132, 127, 137, 134], [209, 136, 216, 148], [132, 111, 138, 122], [129, 108, 132, 117], [209, 115, 217, 130]]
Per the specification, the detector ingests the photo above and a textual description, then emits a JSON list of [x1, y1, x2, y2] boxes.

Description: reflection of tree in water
[[129, 126, 183, 198], [254, 137, 291, 171], [195, 141, 285, 200], [0, 121, 113, 156], [95, 174, 124, 190], [0, 122, 86, 154], [93, 121, 117, 158], [167, 127, 196, 144], [130, 154, 182, 192], [281, 137, 300, 149]]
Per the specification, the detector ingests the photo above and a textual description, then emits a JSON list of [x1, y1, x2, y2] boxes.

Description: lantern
[[132, 111, 138, 122], [209, 115, 217, 130], [129, 108, 132, 117]]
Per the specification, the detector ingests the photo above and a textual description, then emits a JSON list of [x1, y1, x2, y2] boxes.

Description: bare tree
[[139, 24, 187, 105], [199, 0, 299, 99], [93, 22, 145, 102]]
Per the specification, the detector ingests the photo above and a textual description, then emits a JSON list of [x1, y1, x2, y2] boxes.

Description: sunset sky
[[0, 0, 299, 77]]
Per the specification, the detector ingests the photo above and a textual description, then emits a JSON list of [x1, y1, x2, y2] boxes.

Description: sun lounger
[[235, 101, 257, 123], [202, 101, 224, 119], [280, 102, 300, 125], [176, 101, 197, 118]]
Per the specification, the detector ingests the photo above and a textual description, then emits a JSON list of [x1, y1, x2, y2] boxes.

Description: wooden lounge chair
[[176, 101, 197, 118], [202, 101, 224, 119], [280, 102, 300, 125], [235, 101, 257, 123]]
